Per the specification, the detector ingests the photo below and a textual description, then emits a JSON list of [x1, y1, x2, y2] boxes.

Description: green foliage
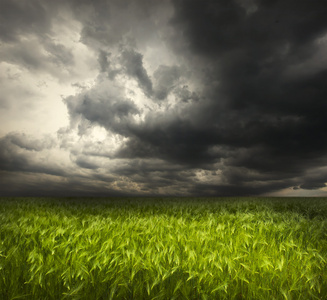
[[0, 197, 326, 299]]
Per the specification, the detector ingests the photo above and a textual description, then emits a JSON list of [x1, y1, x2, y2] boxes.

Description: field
[[0, 197, 326, 299]]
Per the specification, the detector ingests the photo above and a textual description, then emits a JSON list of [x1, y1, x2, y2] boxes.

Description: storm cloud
[[1, 0, 327, 197]]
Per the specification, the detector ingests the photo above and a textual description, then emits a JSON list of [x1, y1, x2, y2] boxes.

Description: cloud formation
[[1, 0, 327, 197]]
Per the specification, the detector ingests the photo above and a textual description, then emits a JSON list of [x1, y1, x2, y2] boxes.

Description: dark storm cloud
[[137, 0, 327, 194], [0, 171, 132, 197], [188, 180, 296, 197], [300, 182, 326, 190], [0, 133, 64, 176], [297, 167, 327, 190], [107, 0, 327, 195], [2, 0, 327, 196], [171, 0, 327, 57], [108, 158, 195, 194], [116, 117, 221, 168]]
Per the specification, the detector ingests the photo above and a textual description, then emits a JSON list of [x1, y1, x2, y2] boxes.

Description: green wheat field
[[0, 197, 326, 299]]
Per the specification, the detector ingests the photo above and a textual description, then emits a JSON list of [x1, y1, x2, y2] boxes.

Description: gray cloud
[[300, 182, 326, 190], [0, 171, 131, 197], [173, 85, 199, 103], [43, 40, 74, 67], [0, 0, 53, 42], [153, 65, 181, 100], [64, 82, 139, 135], [120, 48, 153, 96], [75, 0, 173, 50], [9, 132, 55, 152], [0, 38, 47, 71], [112, 0, 327, 195], [75, 159, 99, 170], [98, 50, 110, 73], [1, 0, 327, 196], [0, 133, 64, 176]]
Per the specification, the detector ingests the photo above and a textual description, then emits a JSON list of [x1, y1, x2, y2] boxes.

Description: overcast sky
[[1, 0, 327, 197]]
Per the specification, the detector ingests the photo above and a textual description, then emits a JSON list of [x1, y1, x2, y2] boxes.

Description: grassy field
[[0, 197, 326, 299]]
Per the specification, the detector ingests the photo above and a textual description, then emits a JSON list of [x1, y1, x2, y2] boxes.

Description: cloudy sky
[[1, 0, 327, 197]]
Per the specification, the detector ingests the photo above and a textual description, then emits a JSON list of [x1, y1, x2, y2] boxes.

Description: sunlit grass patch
[[0, 197, 326, 299]]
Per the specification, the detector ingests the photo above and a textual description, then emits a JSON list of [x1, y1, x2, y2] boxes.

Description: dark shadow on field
[[1, 196, 326, 220]]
